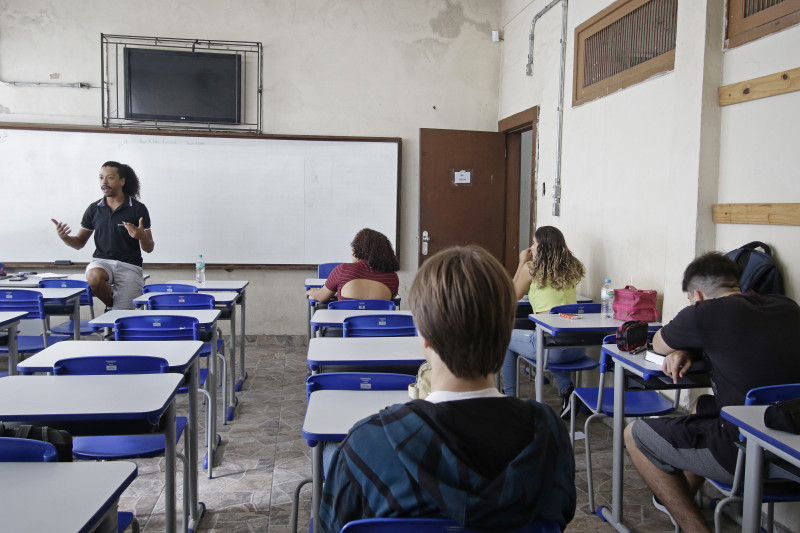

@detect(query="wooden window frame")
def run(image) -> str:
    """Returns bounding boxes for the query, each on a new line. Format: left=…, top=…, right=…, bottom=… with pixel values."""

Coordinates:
left=573, top=0, right=676, bottom=107
left=726, top=0, right=800, bottom=48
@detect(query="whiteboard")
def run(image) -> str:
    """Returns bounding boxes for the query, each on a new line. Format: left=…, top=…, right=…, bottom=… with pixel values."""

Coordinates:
left=0, top=126, right=400, bottom=265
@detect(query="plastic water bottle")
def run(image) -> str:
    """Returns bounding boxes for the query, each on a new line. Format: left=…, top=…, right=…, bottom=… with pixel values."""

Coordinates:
left=601, top=278, right=614, bottom=318
left=195, top=254, right=206, bottom=284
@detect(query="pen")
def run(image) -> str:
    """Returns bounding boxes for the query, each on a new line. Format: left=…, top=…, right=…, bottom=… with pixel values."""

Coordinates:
left=631, top=345, right=646, bottom=355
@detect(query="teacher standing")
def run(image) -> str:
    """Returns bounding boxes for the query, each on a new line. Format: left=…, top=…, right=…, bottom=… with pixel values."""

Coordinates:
left=51, top=161, right=154, bottom=310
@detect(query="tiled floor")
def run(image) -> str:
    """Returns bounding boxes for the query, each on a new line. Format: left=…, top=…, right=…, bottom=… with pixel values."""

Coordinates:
left=25, top=340, right=748, bottom=532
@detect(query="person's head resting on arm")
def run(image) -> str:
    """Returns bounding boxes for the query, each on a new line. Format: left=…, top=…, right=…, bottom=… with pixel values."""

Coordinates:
left=350, top=228, right=399, bottom=272
left=408, top=245, right=515, bottom=393
left=681, top=251, right=741, bottom=306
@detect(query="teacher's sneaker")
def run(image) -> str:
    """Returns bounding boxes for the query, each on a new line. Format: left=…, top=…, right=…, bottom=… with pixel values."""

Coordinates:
left=653, top=494, right=678, bottom=528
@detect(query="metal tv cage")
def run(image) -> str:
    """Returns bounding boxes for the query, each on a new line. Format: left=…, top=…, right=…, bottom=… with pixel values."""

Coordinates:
left=101, top=34, right=262, bottom=133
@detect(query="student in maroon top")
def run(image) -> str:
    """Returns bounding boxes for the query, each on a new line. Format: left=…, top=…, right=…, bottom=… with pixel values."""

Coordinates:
left=306, top=228, right=399, bottom=302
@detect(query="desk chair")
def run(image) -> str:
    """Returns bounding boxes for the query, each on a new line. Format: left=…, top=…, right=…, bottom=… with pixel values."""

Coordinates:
left=38, top=279, right=102, bottom=339
left=114, top=315, right=219, bottom=471
left=342, top=315, right=416, bottom=337
left=340, top=518, right=561, bottom=533
left=142, top=283, right=198, bottom=294
left=54, top=355, right=186, bottom=533
left=0, top=437, right=58, bottom=462
left=0, top=289, right=70, bottom=366
left=514, top=303, right=601, bottom=398
left=317, top=263, right=342, bottom=279
left=290, top=373, right=418, bottom=533
left=329, top=299, right=396, bottom=311
left=707, top=383, right=800, bottom=533
left=568, top=334, right=677, bottom=514
left=146, top=293, right=228, bottom=421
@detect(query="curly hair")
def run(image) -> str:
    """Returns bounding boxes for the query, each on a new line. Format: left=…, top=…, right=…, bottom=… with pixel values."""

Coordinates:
left=529, top=226, right=585, bottom=290
left=102, top=161, right=141, bottom=199
left=351, top=228, right=399, bottom=272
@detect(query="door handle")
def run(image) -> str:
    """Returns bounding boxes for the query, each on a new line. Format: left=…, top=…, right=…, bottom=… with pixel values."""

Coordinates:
left=421, top=231, right=430, bottom=256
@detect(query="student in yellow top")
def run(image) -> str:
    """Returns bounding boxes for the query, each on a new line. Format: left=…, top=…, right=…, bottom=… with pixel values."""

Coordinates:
left=501, top=226, right=586, bottom=417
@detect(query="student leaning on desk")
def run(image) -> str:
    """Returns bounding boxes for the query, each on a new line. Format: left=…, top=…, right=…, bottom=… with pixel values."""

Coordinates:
left=624, top=252, right=800, bottom=533
left=51, top=161, right=153, bottom=310
left=305, top=228, right=399, bottom=302
left=501, top=226, right=587, bottom=414
left=318, top=245, right=576, bottom=532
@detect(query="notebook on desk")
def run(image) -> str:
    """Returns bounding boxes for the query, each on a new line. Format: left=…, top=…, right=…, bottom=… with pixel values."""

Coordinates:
left=645, top=350, right=665, bottom=365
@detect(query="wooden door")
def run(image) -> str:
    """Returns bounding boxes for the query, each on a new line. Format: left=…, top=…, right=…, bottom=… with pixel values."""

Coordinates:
left=419, top=128, right=507, bottom=266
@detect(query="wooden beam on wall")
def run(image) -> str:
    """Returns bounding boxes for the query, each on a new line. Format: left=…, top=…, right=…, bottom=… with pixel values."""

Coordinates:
left=712, top=203, right=800, bottom=226
left=719, top=66, right=800, bottom=107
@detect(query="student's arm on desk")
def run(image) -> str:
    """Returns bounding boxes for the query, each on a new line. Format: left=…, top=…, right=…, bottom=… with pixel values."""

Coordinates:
left=51, top=218, right=92, bottom=250
left=652, top=329, right=694, bottom=384
left=307, top=286, right=334, bottom=303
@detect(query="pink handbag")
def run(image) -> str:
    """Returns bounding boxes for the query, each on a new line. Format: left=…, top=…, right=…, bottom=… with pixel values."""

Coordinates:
left=613, top=285, right=658, bottom=322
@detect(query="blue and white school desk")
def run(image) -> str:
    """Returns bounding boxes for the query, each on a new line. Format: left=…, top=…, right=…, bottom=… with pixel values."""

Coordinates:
left=1, top=287, right=84, bottom=340
left=603, top=343, right=709, bottom=533
left=18, top=340, right=206, bottom=531
left=166, top=279, right=250, bottom=395
left=133, top=290, right=242, bottom=422
left=309, top=309, right=413, bottom=337
left=89, top=308, right=223, bottom=479
left=0, top=311, right=26, bottom=375
left=302, top=388, right=410, bottom=533
left=526, top=312, right=661, bottom=403
left=306, top=336, right=424, bottom=374
left=0, top=461, right=138, bottom=533
left=0, top=373, right=183, bottom=533
left=722, top=405, right=800, bottom=533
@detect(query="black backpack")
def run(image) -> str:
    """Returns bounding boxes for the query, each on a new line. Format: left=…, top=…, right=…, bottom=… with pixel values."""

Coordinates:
left=0, top=422, right=73, bottom=462
left=726, top=241, right=785, bottom=295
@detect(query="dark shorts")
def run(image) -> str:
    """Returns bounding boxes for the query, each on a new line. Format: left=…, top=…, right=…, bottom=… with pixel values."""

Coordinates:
left=631, top=410, right=736, bottom=484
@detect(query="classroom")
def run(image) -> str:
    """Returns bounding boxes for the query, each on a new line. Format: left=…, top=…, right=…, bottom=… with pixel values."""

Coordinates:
left=1, top=0, right=799, bottom=532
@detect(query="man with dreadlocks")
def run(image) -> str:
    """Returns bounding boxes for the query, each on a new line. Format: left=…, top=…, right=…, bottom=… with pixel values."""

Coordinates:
left=52, top=161, right=154, bottom=310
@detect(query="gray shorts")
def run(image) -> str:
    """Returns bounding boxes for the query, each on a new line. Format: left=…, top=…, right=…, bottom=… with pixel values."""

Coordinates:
left=631, top=419, right=735, bottom=485
left=86, top=259, right=144, bottom=310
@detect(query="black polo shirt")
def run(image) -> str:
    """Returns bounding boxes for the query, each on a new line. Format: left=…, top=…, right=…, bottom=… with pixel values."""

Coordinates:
left=80, top=196, right=151, bottom=267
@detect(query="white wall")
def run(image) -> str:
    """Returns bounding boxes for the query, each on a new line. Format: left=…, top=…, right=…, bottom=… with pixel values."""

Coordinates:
left=0, top=0, right=503, bottom=335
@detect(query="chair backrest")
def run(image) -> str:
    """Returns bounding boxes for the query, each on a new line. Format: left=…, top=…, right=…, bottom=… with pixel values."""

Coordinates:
left=317, top=262, right=342, bottom=279
left=745, top=383, right=800, bottom=406
left=340, top=518, right=561, bottom=533
left=550, top=303, right=601, bottom=315
left=342, top=314, right=416, bottom=337
left=142, top=283, right=198, bottom=294
left=53, top=355, right=169, bottom=376
left=329, top=299, right=396, bottom=311
left=306, top=372, right=417, bottom=396
left=0, top=437, right=58, bottom=463
left=148, top=293, right=215, bottom=310
left=340, top=279, right=393, bottom=300
left=38, top=279, right=93, bottom=306
left=0, top=289, right=46, bottom=319
left=114, top=315, right=199, bottom=341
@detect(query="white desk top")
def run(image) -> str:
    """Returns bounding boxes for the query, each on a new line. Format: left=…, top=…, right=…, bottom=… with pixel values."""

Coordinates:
left=307, top=336, right=423, bottom=366
left=0, top=273, right=149, bottom=288
left=0, top=311, right=27, bottom=327
left=529, top=312, right=661, bottom=335
left=305, top=278, right=326, bottom=288
left=89, top=308, right=221, bottom=328
left=18, top=340, right=203, bottom=374
left=310, top=309, right=412, bottom=328
left=0, top=287, right=84, bottom=301
left=722, top=405, right=800, bottom=463
left=0, top=374, right=183, bottom=423
left=0, top=461, right=138, bottom=533
left=133, top=291, right=238, bottom=306
left=166, top=279, right=249, bottom=292
left=302, top=389, right=410, bottom=442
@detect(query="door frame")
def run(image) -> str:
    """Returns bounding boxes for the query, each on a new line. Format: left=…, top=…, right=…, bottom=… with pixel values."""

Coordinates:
left=499, top=106, right=538, bottom=273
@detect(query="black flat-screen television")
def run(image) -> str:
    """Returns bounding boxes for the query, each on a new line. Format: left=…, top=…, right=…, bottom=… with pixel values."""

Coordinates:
left=124, top=48, right=242, bottom=124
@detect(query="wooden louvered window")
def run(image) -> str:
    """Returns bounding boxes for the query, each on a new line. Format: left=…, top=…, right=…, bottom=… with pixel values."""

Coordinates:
left=573, top=0, right=678, bottom=106
left=726, top=0, right=800, bottom=48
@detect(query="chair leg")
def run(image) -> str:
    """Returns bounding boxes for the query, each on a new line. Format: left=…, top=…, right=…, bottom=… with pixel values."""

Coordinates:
left=175, top=451, right=189, bottom=533
left=583, top=412, right=604, bottom=514
left=713, top=495, right=743, bottom=533
left=215, top=339, right=228, bottom=426
left=766, top=502, right=774, bottom=533
left=290, top=477, right=313, bottom=533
